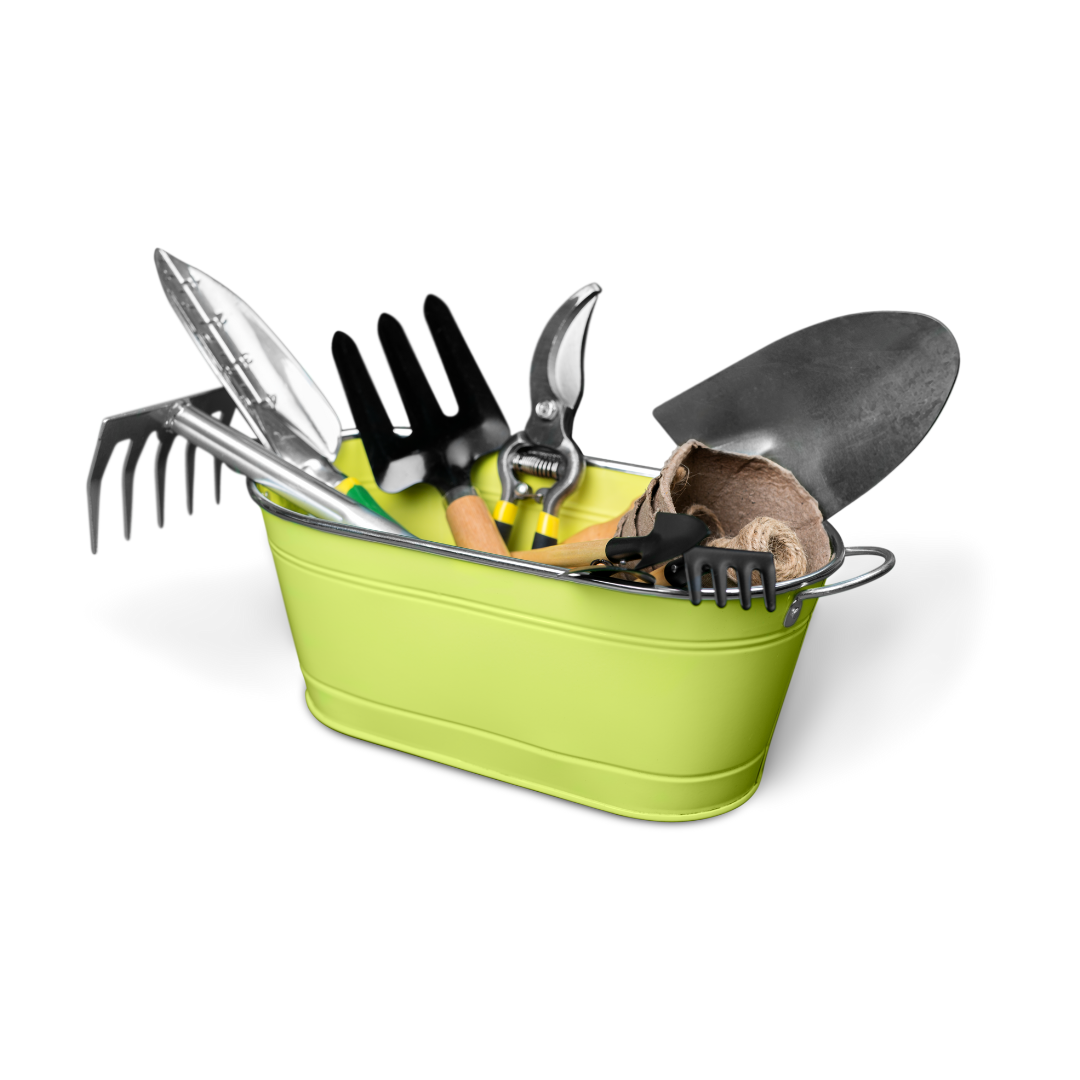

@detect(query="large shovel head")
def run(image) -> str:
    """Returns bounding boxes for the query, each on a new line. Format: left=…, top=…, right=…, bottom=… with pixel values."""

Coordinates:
left=652, top=311, right=960, bottom=520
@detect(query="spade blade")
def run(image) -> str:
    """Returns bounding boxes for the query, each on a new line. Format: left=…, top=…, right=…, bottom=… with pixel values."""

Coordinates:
left=652, top=311, right=960, bottom=520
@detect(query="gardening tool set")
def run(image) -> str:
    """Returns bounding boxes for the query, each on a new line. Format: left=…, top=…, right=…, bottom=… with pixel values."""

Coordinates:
left=87, top=249, right=959, bottom=820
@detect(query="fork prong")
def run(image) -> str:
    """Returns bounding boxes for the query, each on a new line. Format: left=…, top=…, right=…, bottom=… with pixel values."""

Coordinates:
left=331, top=330, right=398, bottom=450
left=121, top=432, right=150, bottom=540
left=377, top=314, right=446, bottom=433
left=424, top=295, right=507, bottom=428
left=154, top=431, right=176, bottom=528
left=185, top=440, right=197, bottom=514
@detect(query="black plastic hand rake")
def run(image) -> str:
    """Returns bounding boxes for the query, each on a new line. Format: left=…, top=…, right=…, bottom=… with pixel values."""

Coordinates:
left=665, top=547, right=778, bottom=610
left=331, top=296, right=511, bottom=555
left=86, top=387, right=235, bottom=553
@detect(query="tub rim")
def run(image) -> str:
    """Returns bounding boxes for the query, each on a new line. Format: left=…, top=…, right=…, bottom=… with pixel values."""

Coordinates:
left=246, top=454, right=850, bottom=604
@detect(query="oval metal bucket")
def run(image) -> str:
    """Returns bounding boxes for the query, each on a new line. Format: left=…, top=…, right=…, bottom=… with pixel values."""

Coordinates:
left=253, top=439, right=890, bottom=821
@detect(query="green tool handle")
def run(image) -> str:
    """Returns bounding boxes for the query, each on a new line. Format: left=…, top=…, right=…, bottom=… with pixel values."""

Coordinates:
left=335, top=477, right=401, bottom=525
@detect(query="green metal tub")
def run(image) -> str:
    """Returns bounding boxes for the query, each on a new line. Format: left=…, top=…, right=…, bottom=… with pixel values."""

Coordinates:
left=253, top=438, right=893, bottom=821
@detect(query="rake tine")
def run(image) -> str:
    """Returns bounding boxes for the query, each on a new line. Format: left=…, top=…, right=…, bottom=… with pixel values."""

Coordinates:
left=683, top=548, right=727, bottom=607
left=687, top=552, right=705, bottom=606
left=87, top=478, right=103, bottom=554
left=121, top=431, right=150, bottom=540
left=377, top=313, right=445, bottom=432
left=87, top=422, right=120, bottom=555
left=154, top=430, right=176, bottom=527
left=185, top=440, right=197, bottom=514
left=711, top=556, right=730, bottom=608
left=331, top=331, right=398, bottom=447
left=424, top=295, right=505, bottom=425
left=88, top=390, right=234, bottom=552
left=734, top=557, right=754, bottom=610
left=214, top=402, right=235, bottom=504
left=759, top=556, right=778, bottom=612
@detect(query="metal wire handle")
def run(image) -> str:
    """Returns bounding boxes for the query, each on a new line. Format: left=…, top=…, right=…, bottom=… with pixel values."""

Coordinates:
left=783, top=546, right=895, bottom=626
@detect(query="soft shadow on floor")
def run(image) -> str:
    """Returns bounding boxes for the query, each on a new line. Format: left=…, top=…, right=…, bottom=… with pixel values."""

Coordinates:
left=97, top=569, right=296, bottom=691
left=764, top=545, right=985, bottom=784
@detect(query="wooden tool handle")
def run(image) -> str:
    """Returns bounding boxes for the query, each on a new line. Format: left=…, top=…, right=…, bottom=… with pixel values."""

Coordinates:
left=561, top=516, right=621, bottom=545
left=510, top=538, right=609, bottom=567
left=561, top=500, right=637, bottom=545
left=446, top=494, right=511, bottom=556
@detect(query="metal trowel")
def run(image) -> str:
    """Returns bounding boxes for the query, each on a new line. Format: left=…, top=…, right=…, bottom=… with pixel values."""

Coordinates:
left=155, top=249, right=403, bottom=529
left=653, top=311, right=960, bottom=519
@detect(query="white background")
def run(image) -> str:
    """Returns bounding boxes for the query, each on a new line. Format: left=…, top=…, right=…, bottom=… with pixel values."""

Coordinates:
left=2, top=2, right=1077, bottom=1076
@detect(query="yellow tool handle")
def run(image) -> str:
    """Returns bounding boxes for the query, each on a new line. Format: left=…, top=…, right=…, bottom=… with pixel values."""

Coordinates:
left=447, top=494, right=511, bottom=556
left=492, top=499, right=518, bottom=542
left=531, top=511, right=560, bottom=549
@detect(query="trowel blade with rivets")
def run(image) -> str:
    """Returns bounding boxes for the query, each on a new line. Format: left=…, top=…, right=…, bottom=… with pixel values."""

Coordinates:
left=155, top=249, right=343, bottom=467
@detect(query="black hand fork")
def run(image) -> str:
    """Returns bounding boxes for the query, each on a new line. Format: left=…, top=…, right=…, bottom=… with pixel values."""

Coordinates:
left=86, top=387, right=235, bottom=553
left=665, top=547, right=778, bottom=611
left=332, top=296, right=511, bottom=555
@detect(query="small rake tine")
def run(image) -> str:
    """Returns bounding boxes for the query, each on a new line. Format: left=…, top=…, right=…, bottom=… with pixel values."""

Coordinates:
left=721, top=549, right=779, bottom=611
left=687, top=551, right=706, bottom=606
left=87, top=477, right=103, bottom=554
left=424, top=295, right=504, bottom=424
left=681, top=549, right=727, bottom=608
left=759, top=556, right=778, bottom=612
left=331, top=331, right=398, bottom=447
left=154, top=430, right=176, bottom=527
left=121, top=431, right=151, bottom=540
left=734, top=558, right=754, bottom=610
left=377, top=314, right=445, bottom=432
left=212, top=404, right=234, bottom=505
left=87, top=419, right=121, bottom=555
left=710, top=555, right=731, bottom=609
left=185, top=440, right=197, bottom=514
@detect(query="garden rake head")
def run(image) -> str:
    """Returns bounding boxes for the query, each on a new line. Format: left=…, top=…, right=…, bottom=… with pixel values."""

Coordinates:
left=86, top=386, right=235, bottom=553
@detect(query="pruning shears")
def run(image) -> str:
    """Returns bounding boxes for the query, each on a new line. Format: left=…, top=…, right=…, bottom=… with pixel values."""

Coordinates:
left=494, top=284, right=601, bottom=548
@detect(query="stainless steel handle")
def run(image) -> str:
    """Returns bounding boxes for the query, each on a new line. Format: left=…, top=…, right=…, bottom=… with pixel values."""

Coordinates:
left=783, top=546, right=895, bottom=626
left=170, top=404, right=412, bottom=537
